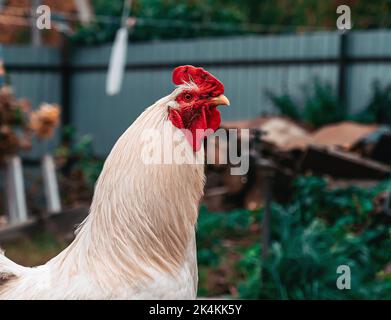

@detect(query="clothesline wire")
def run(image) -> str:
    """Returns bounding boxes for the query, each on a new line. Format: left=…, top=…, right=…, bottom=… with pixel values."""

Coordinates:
left=0, top=5, right=336, bottom=33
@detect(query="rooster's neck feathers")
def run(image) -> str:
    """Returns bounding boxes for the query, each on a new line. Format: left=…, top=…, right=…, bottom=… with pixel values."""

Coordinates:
left=52, top=90, right=205, bottom=290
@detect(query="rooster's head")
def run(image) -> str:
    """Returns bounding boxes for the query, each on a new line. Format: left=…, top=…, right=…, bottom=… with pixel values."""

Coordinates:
left=168, top=65, right=229, bottom=151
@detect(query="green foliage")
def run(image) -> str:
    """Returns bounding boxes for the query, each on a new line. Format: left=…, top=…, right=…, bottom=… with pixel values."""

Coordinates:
left=197, top=206, right=256, bottom=266
left=267, top=79, right=347, bottom=128
left=2, top=232, right=68, bottom=266
left=72, top=134, right=103, bottom=187
left=267, top=93, right=301, bottom=121
left=72, top=1, right=391, bottom=44
left=352, top=81, right=391, bottom=125
left=240, top=206, right=391, bottom=299
left=209, top=1, right=391, bottom=31
left=71, top=0, right=123, bottom=45
left=72, top=0, right=245, bottom=45
left=197, top=176, right=391, bottom=299
left=268, top=79, right=391, bottom=128
left=56, top=126, right=104, bottom=187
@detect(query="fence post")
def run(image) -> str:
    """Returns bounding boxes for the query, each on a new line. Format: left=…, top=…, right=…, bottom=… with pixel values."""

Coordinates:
left=338, top=32, right=349, bottom=108
left=5, top=156, right=28, bottom=224
left=262, top=170, right=273, bottom=259
left=31, top=0, right=42, bottom=46
left=60, top=35, right=72, bottom=144
left=41, top=154, right=61, bottom=213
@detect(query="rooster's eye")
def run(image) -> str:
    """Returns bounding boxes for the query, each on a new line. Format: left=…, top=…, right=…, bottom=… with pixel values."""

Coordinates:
left=183, top=93, right=193, bottom=102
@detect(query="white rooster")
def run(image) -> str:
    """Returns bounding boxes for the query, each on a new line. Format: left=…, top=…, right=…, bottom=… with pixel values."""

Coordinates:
left=0, top=65, right=230, bottom=299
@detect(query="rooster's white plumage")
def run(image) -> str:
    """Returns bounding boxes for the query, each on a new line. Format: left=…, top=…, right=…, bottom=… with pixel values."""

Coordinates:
left=0, top=65, right=229, bottom=299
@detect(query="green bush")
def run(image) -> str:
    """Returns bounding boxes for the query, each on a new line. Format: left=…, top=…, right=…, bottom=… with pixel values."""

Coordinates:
left=266, top=79, right=347, bottom=128
left=72, top=0, right=245, bottom=44
left=197, top=176, right=391, bottom=299
left=72, top=1, right=391, bottom=44
left=56, top=126, right=104, bottom=188
left=352, top=81, right=391, bottom=125
left=268, top=79, right=391, bottom=128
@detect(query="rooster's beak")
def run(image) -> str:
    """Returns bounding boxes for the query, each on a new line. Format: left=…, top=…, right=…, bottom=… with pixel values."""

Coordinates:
left=211, top=95, right=230, bottom=106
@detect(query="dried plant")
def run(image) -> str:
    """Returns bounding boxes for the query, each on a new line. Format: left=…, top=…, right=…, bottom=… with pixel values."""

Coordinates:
left=29, top=103, right=61, bottom=140
left=0, top=86, right=61, bottom=162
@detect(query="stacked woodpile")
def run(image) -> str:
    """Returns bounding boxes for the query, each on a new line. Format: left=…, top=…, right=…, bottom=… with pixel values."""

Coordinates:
left=203, top=116, right=391, bottom=212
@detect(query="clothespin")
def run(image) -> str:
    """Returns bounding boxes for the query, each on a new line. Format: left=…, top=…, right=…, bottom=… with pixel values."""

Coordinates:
left=106, top=0, right=135, bottom=96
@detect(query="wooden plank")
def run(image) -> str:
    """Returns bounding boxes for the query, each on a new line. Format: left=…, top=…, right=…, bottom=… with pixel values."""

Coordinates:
left=300, top=145, right=390, bottom=179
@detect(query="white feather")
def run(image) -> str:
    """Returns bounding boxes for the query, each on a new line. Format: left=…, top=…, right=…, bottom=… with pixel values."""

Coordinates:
left=0, top=88, right=204, bottom=300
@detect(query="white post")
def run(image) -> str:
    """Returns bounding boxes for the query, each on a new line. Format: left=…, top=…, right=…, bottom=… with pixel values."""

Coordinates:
left=5, top=156, right=28, bottom=224
left=42, top=154, right=61, bottom=213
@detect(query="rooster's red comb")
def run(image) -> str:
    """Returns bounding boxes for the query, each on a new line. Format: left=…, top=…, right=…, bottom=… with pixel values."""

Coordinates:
left=172, top=65, right=224, bottom=97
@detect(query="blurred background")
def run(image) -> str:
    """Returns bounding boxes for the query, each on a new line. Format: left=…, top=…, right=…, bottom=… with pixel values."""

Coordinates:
left=0, top=0, right=391, bottom=299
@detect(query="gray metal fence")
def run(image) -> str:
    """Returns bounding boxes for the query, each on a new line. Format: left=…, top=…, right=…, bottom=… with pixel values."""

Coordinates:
left=4, top=30, right=391, bottom=156
left=4, top=46, right=62, bottom=158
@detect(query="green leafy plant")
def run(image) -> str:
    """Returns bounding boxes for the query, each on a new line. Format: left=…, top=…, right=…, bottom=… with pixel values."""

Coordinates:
left=267, top=79, right=347, bottom=128
left=197, top=176, right=391, bottom=299
left=56, top=126, right=104, bottom=189
left=268, top=79, right=391, bottom=128
left=72, top=0, right=245, bottom=44
left=197, top=206, right=256, bottom=266
left=352, top=81, right=391, bottom=125
left=238, top=203, right=391, bottom=299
